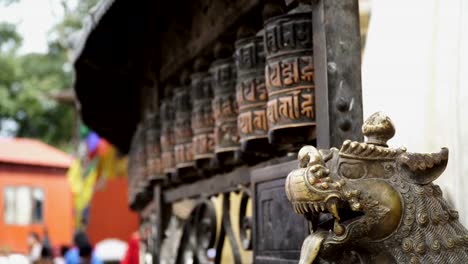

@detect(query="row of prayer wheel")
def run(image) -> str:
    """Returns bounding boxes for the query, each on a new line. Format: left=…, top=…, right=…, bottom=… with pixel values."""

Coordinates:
left=132, top=5, right=316, bottom=186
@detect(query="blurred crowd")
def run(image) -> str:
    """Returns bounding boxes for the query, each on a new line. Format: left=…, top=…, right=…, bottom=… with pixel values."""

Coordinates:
left=0, top=231, right=102, bottom=264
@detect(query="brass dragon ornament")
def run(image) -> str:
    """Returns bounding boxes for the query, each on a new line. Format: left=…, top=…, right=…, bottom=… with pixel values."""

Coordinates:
left=285, top=112, right=468, bottom=264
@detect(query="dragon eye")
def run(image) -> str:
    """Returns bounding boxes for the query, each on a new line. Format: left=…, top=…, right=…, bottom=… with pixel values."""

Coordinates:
left=339, top=162, right=366, bottom=179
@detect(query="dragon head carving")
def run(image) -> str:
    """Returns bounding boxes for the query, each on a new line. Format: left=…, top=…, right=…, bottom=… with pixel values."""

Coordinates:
left=286, top=112, right=468, bottom=263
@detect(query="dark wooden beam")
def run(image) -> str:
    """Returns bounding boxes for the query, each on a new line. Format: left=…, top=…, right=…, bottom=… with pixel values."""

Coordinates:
left=163, top=156, right=294, bottom=203
left=313, top=0, right=364, bottom=149
left=164, top=167, right=251, bottom=203
left=158, top=0, right=263, bottom=82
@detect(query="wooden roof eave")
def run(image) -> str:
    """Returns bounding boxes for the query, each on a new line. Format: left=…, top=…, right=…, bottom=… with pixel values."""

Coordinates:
left=72, top=0, right=151, bottom=153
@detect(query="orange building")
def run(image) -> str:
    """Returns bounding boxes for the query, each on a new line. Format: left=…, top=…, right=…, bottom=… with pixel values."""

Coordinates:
left=0, top=138, right=73, bottom=253
left=86, top=176, right=139, bottom=244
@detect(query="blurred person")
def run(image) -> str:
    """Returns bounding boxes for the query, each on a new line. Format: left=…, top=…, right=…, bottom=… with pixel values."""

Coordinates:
left=0, top=248, right=8, bottom=264
left=64, top=231, right=102, bottom=264
left=53, top=246, right=69, bottom=264
left=7, top=254, right=29, bottom=264
left=28, top=232, right=42, bottom=263
left=36, top=246, right=54, bottom=264
left=120, top=232, right=139, bottom=264
left=42, top=227, right=52, bottom=254
left=78, top=244, right=93, bottom=264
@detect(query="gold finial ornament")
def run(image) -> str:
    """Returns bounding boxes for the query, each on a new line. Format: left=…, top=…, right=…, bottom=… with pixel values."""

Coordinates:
left=362, top=111, right=396, bottom=147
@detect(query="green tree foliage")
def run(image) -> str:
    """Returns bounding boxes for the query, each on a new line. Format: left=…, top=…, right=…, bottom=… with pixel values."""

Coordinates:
left=0, top=0, right=98, bottom=149
left=0, top=0, right=18, bottom=6
left=0, top=22, right=74, bottom=148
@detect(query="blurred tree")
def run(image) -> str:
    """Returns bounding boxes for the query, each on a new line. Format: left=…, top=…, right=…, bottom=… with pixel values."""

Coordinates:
left=0, top=0, right=98, bottom=150
left=0, top=0, right=18, bottom=6
left=0, top=22, right=74, bottom=148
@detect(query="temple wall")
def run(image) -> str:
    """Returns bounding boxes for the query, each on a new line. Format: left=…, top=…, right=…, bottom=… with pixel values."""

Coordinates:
left=362, top=0, right=468, bottom=225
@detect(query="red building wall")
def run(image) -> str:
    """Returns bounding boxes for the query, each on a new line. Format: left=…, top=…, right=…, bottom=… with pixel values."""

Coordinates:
left=86, top=177, right=138, bottom=244
left=0, top=164, right=74, bottom=253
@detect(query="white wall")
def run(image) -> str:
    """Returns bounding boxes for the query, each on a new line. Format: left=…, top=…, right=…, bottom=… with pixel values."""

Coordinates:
left=362, top=0, right=468, bottom=225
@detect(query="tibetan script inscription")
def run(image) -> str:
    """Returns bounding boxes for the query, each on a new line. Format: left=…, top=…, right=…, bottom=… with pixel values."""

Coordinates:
left=264, top=10, right=316, bottom=143
left=210, top=58, right=240, bottom=154
left=191, top=72, right=215, bottom=161
left=235, top=35, right=269, bottom=143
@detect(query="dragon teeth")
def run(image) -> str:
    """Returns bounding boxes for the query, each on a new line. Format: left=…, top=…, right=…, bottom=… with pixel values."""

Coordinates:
left=313, top=203, right=320, bottom=212
left=333, top=219, right=345, bottom=236
left=327, top=201, right=340, bottom=221
left=320, top=203, right=326, bottom=212
left=309, top=203, right=316, bottom=213
left=295, top=204, right=302, bottom=214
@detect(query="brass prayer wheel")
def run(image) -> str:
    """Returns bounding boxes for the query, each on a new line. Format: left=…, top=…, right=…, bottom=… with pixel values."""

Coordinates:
left=235, top=34, right=269, bottom=153
left=129, top=123, right=148, bottom=207
left=145, top=113, right=163, bottom=183
left=160, top=86, right=176, bottom=180
left=127, top=124, right=140, bottom=204
left=210, top=54, right=241, bottom=166
left=264, top=7, right=316, bottom=146
left=173, top=74, right=198, bottom=181
left=191, top=68, right=215, bottom=170
left=137, top=123, right=148, bottom=192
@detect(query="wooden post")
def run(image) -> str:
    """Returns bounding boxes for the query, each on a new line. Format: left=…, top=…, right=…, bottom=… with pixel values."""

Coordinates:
left=313, top=0, right=364, bottom=149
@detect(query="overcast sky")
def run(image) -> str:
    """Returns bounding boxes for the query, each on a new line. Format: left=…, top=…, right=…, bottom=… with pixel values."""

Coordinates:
left=0, top=0, right=70, bottom=54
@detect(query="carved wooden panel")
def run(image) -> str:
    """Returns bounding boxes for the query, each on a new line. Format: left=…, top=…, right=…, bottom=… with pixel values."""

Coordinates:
left=253, top=161, right=308, bottom=263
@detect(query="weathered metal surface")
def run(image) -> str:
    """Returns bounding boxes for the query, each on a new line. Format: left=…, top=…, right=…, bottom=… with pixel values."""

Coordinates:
left=235, top=35, right=269, bottom=153
left=210, top=54, right=241, bottom=166
left=264, top=6, right=316, bottom=147
left=252, top=159, right=308, bottom=264
left=191, top=61, right=216, bottom=171
left=160, top=86, right=176, bottom=179
left=239, top=188, right=253, bottom=250
left=215, top=193, right=243, bottom=264
left=312, top=0, right=363, bottom=149
left=285, top=112, right=468, bottom=263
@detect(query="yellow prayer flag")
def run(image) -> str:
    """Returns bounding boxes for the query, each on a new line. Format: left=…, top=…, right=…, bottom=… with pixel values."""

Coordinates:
left=66, top=159, right=83, bottom=194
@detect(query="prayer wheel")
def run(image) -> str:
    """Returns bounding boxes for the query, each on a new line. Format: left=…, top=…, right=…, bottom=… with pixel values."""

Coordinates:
left=264, top=6, right=316, bottom=147
left=210, top=44, right=241, bottom=167
left=160, top=85, right=176, bottom=182
left=235, top=34, right=270, bottom=153
left=173, top=72, right=198, bottom=181
left=145, top=113, right=163, bottom=183
left=191, top=59, right=216, bottom=171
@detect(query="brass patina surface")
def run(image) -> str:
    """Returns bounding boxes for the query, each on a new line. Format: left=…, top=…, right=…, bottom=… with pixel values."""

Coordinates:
left=286, top=112, right=468, bottom=264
